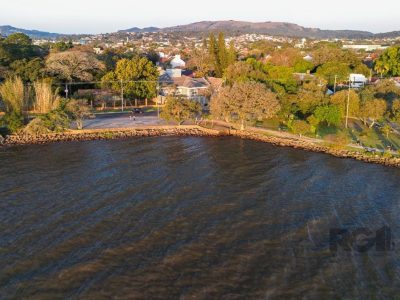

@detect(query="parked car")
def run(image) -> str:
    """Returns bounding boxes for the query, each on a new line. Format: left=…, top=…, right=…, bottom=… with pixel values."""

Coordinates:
left=133, top=108, right=143, bottom=114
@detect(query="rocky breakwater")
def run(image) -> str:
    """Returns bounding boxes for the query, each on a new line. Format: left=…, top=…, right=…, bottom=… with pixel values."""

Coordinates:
left=1, top=126, right=224, bottom=146
left=232, top=130, right=400, bottom=168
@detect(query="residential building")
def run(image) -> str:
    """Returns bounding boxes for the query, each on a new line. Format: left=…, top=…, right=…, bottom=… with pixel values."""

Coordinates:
left=159, top=69, right=210, bottom=108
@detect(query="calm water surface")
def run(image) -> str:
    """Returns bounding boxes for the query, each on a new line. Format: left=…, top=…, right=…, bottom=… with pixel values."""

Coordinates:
left=0, top=137, right=399, bottom=299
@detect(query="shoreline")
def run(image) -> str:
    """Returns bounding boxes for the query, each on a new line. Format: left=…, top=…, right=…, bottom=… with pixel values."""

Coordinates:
left=1, top=125, right=400, bottom=168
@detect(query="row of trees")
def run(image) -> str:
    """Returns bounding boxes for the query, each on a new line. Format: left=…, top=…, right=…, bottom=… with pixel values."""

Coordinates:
left=208, top=59, right=400, bottom=135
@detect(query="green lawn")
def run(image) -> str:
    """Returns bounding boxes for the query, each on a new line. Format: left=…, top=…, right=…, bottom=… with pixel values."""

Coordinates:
left=316, top=119, right=400, bottom=151
left=257, top=117, right=400, bottom=151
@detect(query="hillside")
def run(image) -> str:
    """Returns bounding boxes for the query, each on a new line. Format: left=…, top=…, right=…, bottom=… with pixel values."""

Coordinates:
left=163, top=21, right=375, bottom=39
left=0, top=25, right=61, bottom=39
left=119, top=27, right=160, bottom=33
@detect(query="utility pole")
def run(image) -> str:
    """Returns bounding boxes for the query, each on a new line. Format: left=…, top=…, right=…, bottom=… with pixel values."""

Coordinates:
left=333, top=75, right=338, bottom=94
left=345, top=77, right=352, bottom=129
left=156, top=83, right=160, bottom=119
left=120, top=79, right=124, bottom=112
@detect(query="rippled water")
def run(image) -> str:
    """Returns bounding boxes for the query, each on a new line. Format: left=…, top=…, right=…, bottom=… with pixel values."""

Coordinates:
left=0, top=137, right=399, bottom=299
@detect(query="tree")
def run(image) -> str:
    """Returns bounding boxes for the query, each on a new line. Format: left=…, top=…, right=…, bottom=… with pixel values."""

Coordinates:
left=375, top=46, right=400, bottom=77
left=66, top=99, right=92, bottom=130
left=359, top=98, right=387, bottom=128
left=353, top=64, right=371, bottom=78
left=207, top=32, right=233, bottom=78
left=291, top=120, right=310, bottom=136
left=4, top=33, right=32, bottom=46
left=307, top=115, right=320, bottom=135
left=210, top=82, right=280, bottom=130
left=391, top=99, right=400, bottom=123
left=373, top=79, right=400, bottom=102
left=294, top=80, right=327, bottom=114
left=10, top=58, right=45, bottom=82
left=52, top=41, right=73, bottom=52
left=208, top=33, right=218, bottom=75
left=225, top=60, right=267, bottom=85
left=316, top=62, right=351, bottom=85
left=0, top=36, right=44, bottom=66
left=187, top=44, right=212, bottom=78
left=267, top=66, right=298, bottom=94
left=270, top=48, right=302, bottom=67
left=217, top=32, right=228, bottom=77
left=46, top=50, right=105, bottom=81
left=227, top=41, right=237, bottom=66
left=330, top=90, right=360, bottom=117
left=293, top=59, right=314, bottom=73
left=312, top=45, right=359, bottom=67
left=161, top=96, right=201, bottom=125
left=314, top=105, right=342, bottom=127
left=102, top=57, right=159, bottom=100
left=381, top=124, right=392, bottom=139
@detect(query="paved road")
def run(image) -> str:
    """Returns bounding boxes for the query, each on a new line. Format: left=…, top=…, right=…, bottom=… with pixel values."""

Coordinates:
left=82, top=112, right=166, bottom=129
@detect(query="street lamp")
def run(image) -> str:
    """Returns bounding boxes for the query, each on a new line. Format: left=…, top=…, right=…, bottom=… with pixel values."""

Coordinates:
left=156, top=84, right=160, bottom=119
left=64, top=84, right=69, bottom=98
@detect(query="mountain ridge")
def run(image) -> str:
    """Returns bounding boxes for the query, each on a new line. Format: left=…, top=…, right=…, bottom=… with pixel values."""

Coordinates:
left=2, top=21, right=400, bottom=39
left=0, top=25, right=61, bottom=39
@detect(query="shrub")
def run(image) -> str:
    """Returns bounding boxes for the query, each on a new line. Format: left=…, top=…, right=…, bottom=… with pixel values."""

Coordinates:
left=40, top=109, right=70, bottom=132
left=0, top=111, right=24, bottom=133
left=23, top=118, right=51, bottom=135
left=325, top=131, right=351, bottom=149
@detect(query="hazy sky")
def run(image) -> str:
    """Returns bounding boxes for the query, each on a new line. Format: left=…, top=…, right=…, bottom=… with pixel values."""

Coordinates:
left=1, top=0, right=399, bottom=34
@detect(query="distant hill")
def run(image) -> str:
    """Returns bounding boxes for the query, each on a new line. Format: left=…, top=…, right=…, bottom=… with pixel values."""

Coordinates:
left=162, top=21, right=375, bottom=39
left=0, top=25, right=60, bottom=39
left=2, top=21, right=400, bottom=40
left=374, top=31, right=400, bottom=39
left=119, top=27, right=160, bottom=33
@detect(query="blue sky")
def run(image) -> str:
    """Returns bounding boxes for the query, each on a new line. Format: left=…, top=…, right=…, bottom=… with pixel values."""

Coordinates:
left=1, top=0, right=399, bottom=34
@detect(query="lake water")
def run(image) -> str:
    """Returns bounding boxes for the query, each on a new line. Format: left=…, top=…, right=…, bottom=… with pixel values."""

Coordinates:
left=0, top=136, right=399, bottom=299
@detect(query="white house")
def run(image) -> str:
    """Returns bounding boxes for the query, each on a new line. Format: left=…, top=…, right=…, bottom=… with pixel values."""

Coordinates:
left=159, top=71, right=209, bottom=108
left=349, top=74, right=368, bottom=88
left=170, top=55, right=186, bottom=69
left=303, top=54, right=313, bottom=62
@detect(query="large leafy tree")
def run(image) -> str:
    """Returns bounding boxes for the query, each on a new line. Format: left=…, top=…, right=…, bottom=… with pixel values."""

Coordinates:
left=0, top=33, right=44, bottom=66
left=4, top=33, right=32, bottom=45
left=102, top=57, right=159, bottom=100
left=10, top=58, right=45, bottom=82
left=266, top=65, right=298, bottom=94
left=314, top=105, right=342, bottom=127
left=46, top=51, right=104, bottom=82
left=359, top=99, right=387, bottom=128
left=375, top=46, right=400, bottom=77
left=330, top=90, right=360, bottom=117
left=210, top=81, right=280, bottom=130
left=293, top=80, right=327, bottom=115
left=161, top=96, right=201, bottom=125
left=225, top=61, right=267, bottom=85
left=187, top=40, right=212, bottom=78
left=316, top=62, right=351, bottom=85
